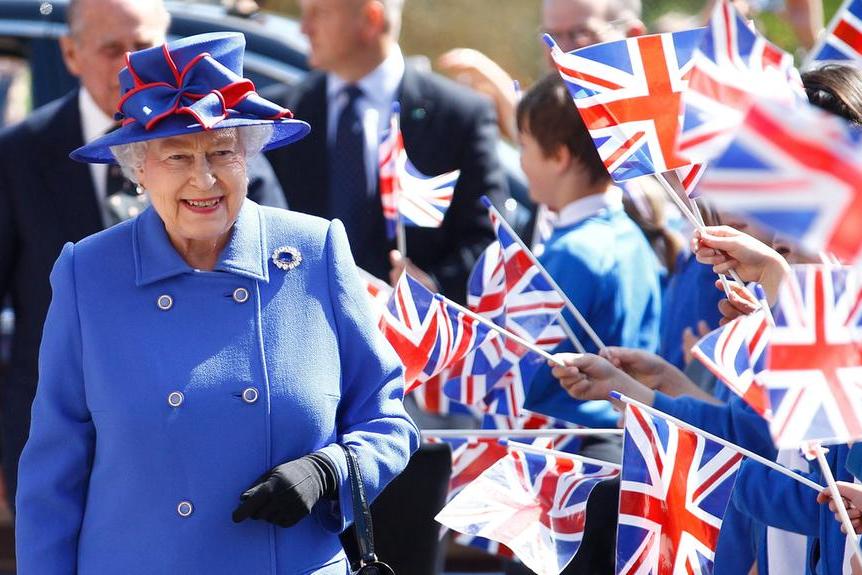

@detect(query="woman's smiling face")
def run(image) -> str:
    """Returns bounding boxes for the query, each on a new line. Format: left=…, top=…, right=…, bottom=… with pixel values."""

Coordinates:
left=137, top=129, right=248, bottom=252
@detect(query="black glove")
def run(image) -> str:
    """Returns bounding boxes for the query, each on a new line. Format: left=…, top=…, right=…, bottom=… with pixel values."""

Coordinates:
left=232, top=452, right=338, bottom=527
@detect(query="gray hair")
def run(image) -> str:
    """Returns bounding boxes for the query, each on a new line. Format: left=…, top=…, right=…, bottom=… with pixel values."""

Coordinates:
left=109, top=124, right=273, bottom=184
left=67, top=0, right=170, bottom=39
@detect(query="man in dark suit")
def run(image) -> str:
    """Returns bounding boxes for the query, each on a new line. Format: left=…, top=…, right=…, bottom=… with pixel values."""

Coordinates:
left=0, top=0, right=286, bottom=511
left=265, top=1, right=508, bottom=573
left=266, top=0, right=508, bottom=303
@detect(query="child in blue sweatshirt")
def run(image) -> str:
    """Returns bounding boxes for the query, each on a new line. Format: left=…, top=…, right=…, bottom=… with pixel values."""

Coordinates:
left=515, top=72, right=662, bottom=428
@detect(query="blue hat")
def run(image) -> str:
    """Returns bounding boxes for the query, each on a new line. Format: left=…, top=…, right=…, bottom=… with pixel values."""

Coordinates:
left=71, top=32, right=310, bottom=164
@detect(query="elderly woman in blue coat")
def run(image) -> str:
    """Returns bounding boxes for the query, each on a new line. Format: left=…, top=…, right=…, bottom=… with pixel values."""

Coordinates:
left=15, top=32, right=418, bottom=574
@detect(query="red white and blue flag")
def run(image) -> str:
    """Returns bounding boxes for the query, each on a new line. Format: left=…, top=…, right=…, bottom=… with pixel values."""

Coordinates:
left=760, top=265, right=862, bottom=448
left=437, top=447, right=619, bottom=575
left=379, top=104, right=460, bottom=238
left=443, top=202, right=566, bottom=415
left=546, top=30, right=701, bottom=182
left=379, top=272, right=492, bottom=393
left=678, top=0, right=805, bottom=163
left=691, top=307, right=771, bottom=417
left=808, top=0, right=862, bottom=66
left=698, top=98, right=862, bottom=267
left=357, top=267, right=392, bottom=321
left=616, top=403, right=742, bottom=575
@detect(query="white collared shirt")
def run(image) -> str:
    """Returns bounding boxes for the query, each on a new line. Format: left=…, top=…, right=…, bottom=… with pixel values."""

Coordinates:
left=79, top=87, right=117, bottom=227
left=554, top=186, right=624, bottom=229
left=326, top=46, right=406, bottom=193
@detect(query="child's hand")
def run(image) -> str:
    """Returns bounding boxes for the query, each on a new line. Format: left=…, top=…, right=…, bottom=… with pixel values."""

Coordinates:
left=816, top=482, right=862, bottom=534
left=549, top=353, right=654, bottom=409
left=715, top=280, right=760, bottom=325
left=693, top=225, right=790, bottom=304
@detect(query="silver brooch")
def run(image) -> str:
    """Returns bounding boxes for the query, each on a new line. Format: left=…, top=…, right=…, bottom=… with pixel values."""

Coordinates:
left=271, top=246, right=302, bottom=271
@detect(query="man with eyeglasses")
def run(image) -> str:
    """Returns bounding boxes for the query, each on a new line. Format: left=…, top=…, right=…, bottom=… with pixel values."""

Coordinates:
left=438, top=0, right=645, bottom=141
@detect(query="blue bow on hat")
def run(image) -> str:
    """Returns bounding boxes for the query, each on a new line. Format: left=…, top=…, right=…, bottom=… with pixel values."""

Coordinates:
left=71, top=32, right=310, bottom=164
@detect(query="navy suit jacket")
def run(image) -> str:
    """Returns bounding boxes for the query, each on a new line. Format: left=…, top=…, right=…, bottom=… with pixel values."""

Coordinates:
left=0, top=89, right=286, bottom=505
left=265, top=67, right=509, bottom=303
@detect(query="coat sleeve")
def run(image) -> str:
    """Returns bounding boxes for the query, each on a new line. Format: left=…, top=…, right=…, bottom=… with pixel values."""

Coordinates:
left=651, top=392, right=777, bottom=459
left=315, top=219, right=420, bottom=532
left=15, top=242, right=95, bottom=573
left=730, top=459, right=820, bottom=537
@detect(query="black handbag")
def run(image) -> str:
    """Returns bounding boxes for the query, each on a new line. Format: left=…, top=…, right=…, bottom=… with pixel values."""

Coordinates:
left=339, top=444, right=396, bottom=575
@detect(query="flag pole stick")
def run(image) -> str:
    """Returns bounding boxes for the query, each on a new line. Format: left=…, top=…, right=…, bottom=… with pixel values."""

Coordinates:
left=657, top=171, right=751, bottom=297
left=499, top=439, right=622, bottom=471
left=559, top=316, right=587, bottom=354
left=421, top=428, right=624, bottom=439
left=812, top=442, right=862, bottom=567
left=434, top=293, right=566, bottom=366
left=612, top=392, right=825, bottom=492
left=481, top=197, right=604, bottom=351
left=396, top=219, right=407, bottom=258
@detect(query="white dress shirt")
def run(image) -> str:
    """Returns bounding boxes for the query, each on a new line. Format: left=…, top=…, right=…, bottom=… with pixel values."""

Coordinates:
left=79, top=87, right=116, bottom=228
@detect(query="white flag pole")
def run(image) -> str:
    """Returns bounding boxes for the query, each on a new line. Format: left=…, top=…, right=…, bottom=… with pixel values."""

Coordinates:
left=612, top=392, right=826, bottom=492
left=396, top=219, right=407, bottom=258
left=656, top=171, right=744, bottom=290
left=434, top=293, right=566, bottom=366
left=481, top=197, right=605, bottom=351
left=421, top=428, right=623, bottom=439
left=811, top=442, right=862, bottom=567
left=500, top=439, right=622, bottom=471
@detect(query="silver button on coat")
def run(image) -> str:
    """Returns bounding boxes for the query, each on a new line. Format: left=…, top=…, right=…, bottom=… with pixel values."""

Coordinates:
left=177, top=501, right=193, bottom=517
left=232, top=287, right=250, bottom=303
left=167, top=391, right=184, bottom=407
left=242, top=388, right=259, bottom=404
left=157, top=294, right=173, bottom=311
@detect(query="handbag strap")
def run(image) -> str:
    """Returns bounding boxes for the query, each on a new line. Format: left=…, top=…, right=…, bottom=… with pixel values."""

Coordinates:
left=339, top=443, right=378, bottom=566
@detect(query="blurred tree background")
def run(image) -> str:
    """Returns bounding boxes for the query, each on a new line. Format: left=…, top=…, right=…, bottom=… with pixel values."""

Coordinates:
left=265, top=0, right=845, bottom=84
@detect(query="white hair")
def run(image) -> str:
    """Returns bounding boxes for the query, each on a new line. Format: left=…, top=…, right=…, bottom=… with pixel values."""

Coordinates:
left=109, top=124, right=273, bottom=184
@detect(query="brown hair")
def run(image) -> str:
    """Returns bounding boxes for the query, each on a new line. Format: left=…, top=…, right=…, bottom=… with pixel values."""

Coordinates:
left=516, top=72, right=612, bottom=187
left=802, top=64, right=862, bottom=125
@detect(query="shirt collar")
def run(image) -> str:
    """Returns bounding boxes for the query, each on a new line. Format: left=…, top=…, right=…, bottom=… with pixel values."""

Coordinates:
left=554, top=186, right=624, bottom=229
left=327, top=45, right=405, bottom=106
left=78, top=87, right=115, bottom=143
left=134, top=199, right=269, bottom=286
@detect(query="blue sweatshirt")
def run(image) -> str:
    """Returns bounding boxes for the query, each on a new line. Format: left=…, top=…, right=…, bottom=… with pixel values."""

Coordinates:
left=524, top=192, right=662, bottom=427
left=732, top=445, right=853, bottom=575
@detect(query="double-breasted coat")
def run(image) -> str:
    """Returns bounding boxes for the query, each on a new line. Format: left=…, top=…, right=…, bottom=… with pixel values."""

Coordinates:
left=15, top=199, right=419, bottom=574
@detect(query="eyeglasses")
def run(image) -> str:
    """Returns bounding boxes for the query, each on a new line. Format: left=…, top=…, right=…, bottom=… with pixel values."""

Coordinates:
left=540, top=18, right=629, bottom=49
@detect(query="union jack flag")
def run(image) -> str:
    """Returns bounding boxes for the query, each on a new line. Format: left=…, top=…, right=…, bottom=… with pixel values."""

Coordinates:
left=691, top=307, right=771, bottom=417
left=759, top=265, right=862, bottom=448
left=436, top=447, right=619, bottom=575
left=357, top=266, right=392, bottom=321
left=379, top=104, right=460, bottom=238
left=434, top=412, right=585, bottom=558
left=411, top=370, right=476, bottom=416
left=379, top=272, right=492, bottom=393
left=545, top=30, right=701, bottom=182
left=808, top=0, right=862, bottom=66
left=698, top=98, right=862, bottom=266
left=443, top=202, right=566, bottom=415
left=616, top=403, right=743, bottom=575
left=679, top=0, right=805, bottom=163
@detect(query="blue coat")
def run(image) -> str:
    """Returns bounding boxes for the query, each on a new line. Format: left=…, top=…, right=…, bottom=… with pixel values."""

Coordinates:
left=15, top=200, right=419, bottom=574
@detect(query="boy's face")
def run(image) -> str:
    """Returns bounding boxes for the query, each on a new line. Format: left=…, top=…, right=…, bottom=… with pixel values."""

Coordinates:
left=519, top=128, right=563, bottom=209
